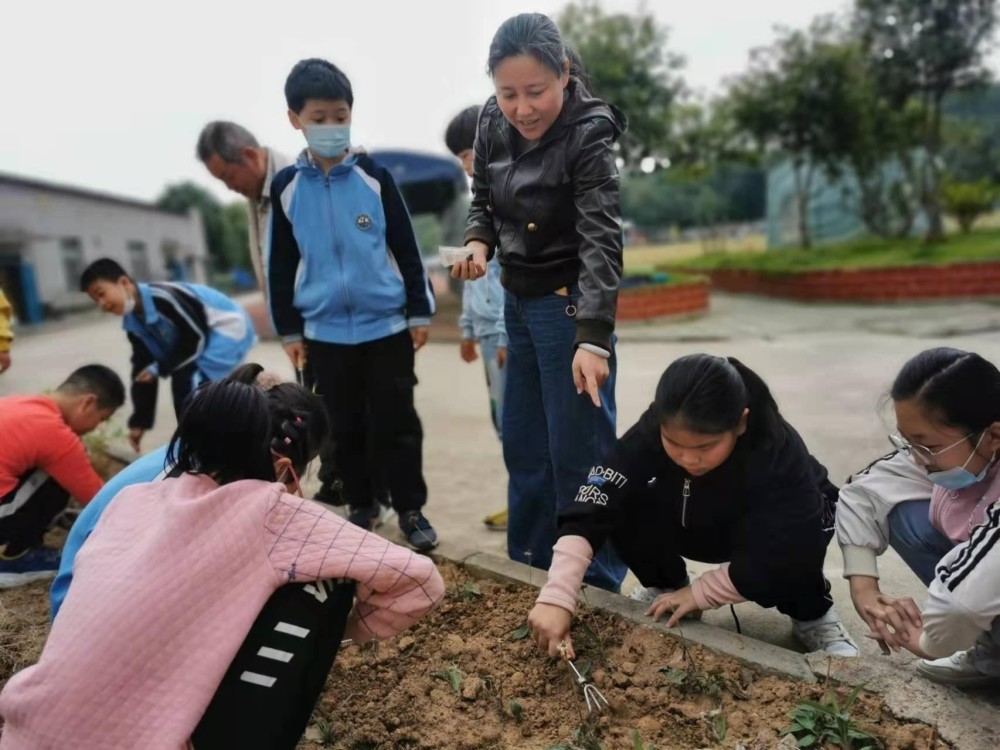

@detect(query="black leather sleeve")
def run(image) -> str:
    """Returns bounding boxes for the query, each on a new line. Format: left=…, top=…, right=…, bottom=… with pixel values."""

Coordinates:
left=570, top=118, right=623, bottom=352
left=463, top=106, right=498, bottom=257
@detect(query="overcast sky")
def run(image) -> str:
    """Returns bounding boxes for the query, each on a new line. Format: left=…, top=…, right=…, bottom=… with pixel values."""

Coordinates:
left=2, top=0, right=995, bottom=203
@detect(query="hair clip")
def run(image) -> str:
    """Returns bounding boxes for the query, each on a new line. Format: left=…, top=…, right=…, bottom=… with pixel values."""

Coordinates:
left=284, top=437, right=292, bottom=444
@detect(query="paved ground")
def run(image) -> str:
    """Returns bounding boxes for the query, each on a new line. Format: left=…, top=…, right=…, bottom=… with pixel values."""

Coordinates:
left=6, top=292, right=1000, bottom=663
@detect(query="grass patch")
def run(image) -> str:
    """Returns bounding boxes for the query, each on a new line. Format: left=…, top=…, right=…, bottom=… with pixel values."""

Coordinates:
left=666, top=228, right=1000, bottom=274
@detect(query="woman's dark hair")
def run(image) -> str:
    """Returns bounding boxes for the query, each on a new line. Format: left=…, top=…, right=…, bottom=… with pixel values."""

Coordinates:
left=654, top=354, right=785, bottom=442
left=167, top=364, right=330, bottom=484
left=488, top=12, right=588, bottom=85
left=891, top=348, right=1000, bottom=433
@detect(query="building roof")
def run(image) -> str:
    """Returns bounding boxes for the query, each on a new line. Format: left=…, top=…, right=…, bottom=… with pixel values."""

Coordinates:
left=0, top=171, right=187, bottom=217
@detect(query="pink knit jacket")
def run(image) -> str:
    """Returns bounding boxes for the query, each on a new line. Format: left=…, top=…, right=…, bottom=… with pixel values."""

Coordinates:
left=0, top=473, right=444, bottom=749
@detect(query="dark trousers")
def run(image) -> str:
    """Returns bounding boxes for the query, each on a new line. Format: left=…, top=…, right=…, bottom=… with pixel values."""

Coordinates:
left=192, top=580, right=356, bottom=750
left=614, top=496, right=836, bottom=622
left=503, top=291, right=627, bottom=592
left=171, top=364, right=206, bottom=419
left=0, top=472, right=71, bottom=554
left=302, top=364, right=389, bottom=507
left=307, top=331, right=426, bottom=513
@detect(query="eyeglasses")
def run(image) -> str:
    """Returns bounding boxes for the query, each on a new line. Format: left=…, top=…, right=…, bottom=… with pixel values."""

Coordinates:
left=888, top=430, right=976, bottom=464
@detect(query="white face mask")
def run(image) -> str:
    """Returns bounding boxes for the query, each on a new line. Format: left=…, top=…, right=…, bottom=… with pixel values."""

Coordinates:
left=122, top=291, right=136, bottom=315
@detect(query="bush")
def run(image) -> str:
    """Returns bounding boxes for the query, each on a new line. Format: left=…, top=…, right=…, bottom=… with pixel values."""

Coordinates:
left=942, top=180, right=998, bottom=234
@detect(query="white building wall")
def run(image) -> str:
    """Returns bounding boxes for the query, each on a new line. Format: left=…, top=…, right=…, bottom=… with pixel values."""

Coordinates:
left=0, top=181, right=208, bottom=312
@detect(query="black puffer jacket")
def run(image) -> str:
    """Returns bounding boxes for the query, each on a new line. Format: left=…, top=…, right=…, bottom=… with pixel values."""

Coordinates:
left=464, top=79, right=627, bottom=351
left=558, top=406, right=839, bottom=606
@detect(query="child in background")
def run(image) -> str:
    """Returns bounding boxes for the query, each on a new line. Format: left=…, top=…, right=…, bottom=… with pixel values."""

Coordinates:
left=268, top=58, right=438, bottom=550
left=446, top=105, right=508, bottom=532
left=0, top=375, right=445, bottom=750
left=838, top=348, right=1000, bottom=686
left=80, top=258, right=257, bottom=451
left=0, top=365, right=125, bottom=587
left=0, top=286, right=13, bottom=373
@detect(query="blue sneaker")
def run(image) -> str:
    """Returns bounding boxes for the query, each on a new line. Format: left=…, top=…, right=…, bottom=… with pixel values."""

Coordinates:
left=399, top=511, right=438, bottom=552
left=0, top=547, right=62, bottom=588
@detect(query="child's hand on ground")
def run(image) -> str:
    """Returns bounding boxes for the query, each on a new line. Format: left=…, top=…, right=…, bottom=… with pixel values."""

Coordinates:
left=572, top=349, right=609, bottom=407
left=135, top=370, right=156, bottom=384
left=128, top=427, right=145, bottom=452
left=451, top=242, right=488, bottom=281
left=0, top=351, right=10, bottom=373
left=528, top=602, right=574, bottom=658
left=460, top=340, right=478, bottom=363
left=411, top=327, right=429, bottom=351
left=497, top=347, right=507, bottom=367
left=647, top=586, right=701, bottom=628
left=283, top=341, right=307, bottom=370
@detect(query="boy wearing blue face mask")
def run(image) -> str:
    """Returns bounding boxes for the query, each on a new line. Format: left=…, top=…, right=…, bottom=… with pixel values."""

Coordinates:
left=836, top=348, right=1000, bottom=687
left=268, top=58, right=438, bottom=551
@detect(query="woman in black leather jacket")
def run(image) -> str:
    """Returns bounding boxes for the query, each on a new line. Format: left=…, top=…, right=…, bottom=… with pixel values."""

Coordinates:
left=452, top=13, right=627, bottom=591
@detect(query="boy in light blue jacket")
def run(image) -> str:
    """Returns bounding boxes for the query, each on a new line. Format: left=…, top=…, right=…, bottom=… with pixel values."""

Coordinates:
left=447, top=106, right=508, bottom=531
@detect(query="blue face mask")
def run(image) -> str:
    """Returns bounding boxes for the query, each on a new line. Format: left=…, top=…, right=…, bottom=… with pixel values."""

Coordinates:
left=927, top=432, right=994, bottom=490
left=304, top=124, right=350, bottom=159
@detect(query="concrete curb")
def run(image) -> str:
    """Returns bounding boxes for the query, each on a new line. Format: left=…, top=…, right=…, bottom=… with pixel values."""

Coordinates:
left=431, top=541, right=999, bottom=750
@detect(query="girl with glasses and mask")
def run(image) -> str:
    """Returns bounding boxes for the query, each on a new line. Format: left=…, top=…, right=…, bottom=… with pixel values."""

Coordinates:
left=836, top=347, right=1000, bottom=688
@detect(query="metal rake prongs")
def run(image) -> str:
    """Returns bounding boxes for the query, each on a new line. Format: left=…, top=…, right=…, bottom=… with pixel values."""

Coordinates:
left=559, top=641, right=610, bottom=714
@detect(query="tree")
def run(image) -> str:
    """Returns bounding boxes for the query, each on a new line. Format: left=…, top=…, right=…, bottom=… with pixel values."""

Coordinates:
left=728, top=18, right=856, bottom=248
left=855, top=0, right=997, bottom=241
left=942, top=179, right=998, bottom=231
left=220, top=203, right=251, bottom=271
left=156, top=182, right=229, bottom=271
left=558, top=1, right=686, bottom=170
left=821, top=42, right=924, bottom=239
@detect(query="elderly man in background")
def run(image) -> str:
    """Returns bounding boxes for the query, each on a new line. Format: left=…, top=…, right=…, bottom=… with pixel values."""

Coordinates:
left=196, top=121, right=291, bottom=291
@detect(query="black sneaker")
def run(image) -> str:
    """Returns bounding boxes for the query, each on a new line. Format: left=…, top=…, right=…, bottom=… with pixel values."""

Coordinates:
left=347, top=503, right=380, bottom=531
left=399, top=511, right=438, bottom=552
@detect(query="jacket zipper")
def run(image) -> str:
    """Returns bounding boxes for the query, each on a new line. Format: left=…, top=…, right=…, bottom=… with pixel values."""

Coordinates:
left=682, top=478, right=691, bottom=528
left=324, top=173, right=353, bottom=334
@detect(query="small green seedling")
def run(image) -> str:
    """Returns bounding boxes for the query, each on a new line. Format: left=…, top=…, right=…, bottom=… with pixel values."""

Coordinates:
left=458, top=582, right=482, bottom=602
left=658, top=667, right=725, bottom=698
left=631, top=729, right=656, bottom=750
left=315, top=719, right=338, bottom=746
left=431, top=666, right=466, bottom=693
left=779, top=685, right=881, bottom=749
left=509, top=700, right=524, bottom=723
left=510, top=623, right=531, bottom=641
left=712, top=713, right=728, bottom=743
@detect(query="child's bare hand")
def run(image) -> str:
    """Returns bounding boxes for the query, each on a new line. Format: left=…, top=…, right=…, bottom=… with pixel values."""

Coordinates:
left=283, top=341, right=307, bottom=370
left=411, top=327, right=429, bottom=351
left=451, top=242, right=488, bottom=281
left=497, top=347, right=507, bottom=367
left=528, top=602, right=574, bottom=658
left=134, top=369, right=156, bottom=384
left=572, top=349, right=609, bottom=407
left=863, top=593, right=924, bottom=652
left=128, top=428, right=145, bottom=452
left=647, top=586, right=701, bottom=628
left=0, top=351, right=10, bottom=373
left=460, top=340, right=478, bottom=363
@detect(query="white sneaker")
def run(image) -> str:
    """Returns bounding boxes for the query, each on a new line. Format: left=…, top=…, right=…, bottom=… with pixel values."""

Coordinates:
left=916, top=650, right=1000, bottom=688
left=630, top=585, right=703, bottom=620
left=791, top=609, right=859, bottom=657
